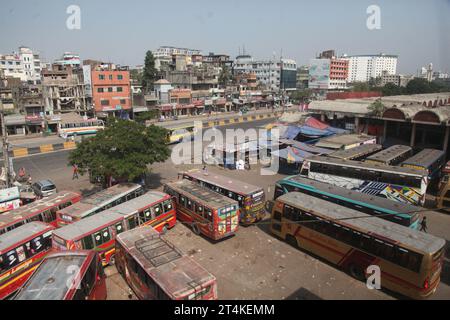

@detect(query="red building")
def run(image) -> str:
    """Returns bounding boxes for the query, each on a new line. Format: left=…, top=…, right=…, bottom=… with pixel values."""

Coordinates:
left=91, top=64, right=131, bottom=117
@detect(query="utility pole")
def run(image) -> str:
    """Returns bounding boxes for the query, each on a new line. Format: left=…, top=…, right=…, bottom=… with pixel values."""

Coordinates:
left=1, top=99, right=12, bottom=188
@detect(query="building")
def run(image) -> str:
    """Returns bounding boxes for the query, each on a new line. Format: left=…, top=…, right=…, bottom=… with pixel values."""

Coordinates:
left=18, top=46, right=43, bottom=83
left=41, top=64, right=87, bottom=115
left=233, top=55, right=297, bottom=91
left=154, top=46, right=201, bottom=57
left=296, top=66, right=309, bottom=89
left=153, top=79, right=173, bottom=104
left=0, top=54, right=26, bottom=81
left=54, top=52, right=81, bottom=67
left=309, top=53, right=349, bottom=90
left=341, top=53, right=398, bottom=83
left=90, top=64, right=131, bottom=117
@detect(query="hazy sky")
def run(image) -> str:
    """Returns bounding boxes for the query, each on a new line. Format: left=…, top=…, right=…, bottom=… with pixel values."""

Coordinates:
left=1, top=0, right=449, bottom=74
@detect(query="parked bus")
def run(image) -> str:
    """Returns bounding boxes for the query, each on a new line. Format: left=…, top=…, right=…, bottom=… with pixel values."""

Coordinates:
left=164, top=180, right=239, bottom=240
left=56, top=183, right=144, bottom=226
left=52, top=192, right=176, bottom=266
left=274, top=175, right=422, bottom=229
left=180, top=169, right=265, bottom=225
left=268, top=192, right=446, bottom=299
left=0, top=187, right=20, bottom=213
left=328, top=144, right=382, bottom=161
left=401, top=148, right=446, bottom=182
left=13, top=250, right=107, bottom=300
left=365, top=144, right=413, bottom=166
left=115, top=227, right=218, bottom=300
left=58, top=119, right=105, bottom=138
left=0, top=191, right=81, bottom=235
left=300, top=155, right=429, bottom=206
left=0, top=222, right=54, bottom=300
left=160, top=123, right=197, bottom=144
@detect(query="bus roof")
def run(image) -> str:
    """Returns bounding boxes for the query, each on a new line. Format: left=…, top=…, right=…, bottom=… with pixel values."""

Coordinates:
left=282, top=175, right=422, bottom=215
left=109, top=191, right=169, bottom=217
left=0, top=222, right=53, bottom=253
left=278, top=192, right=445, bottom=254
left=365, top=145, right=412, bottom=163
left=182, top=169, right=263, bottom=195
left=0, top=191, right=80, bottom=228
left=117, top=227, right=216, bottom=299
left=328, top=144, right=382, bottom=160
left=315, top=134, right=376, bottom=150
left=14, top=251, right=93, bottom=300
left=53, top=211, right=123, bottom=241
left=401, top=149, right=446, bottom=169
left=58, top=183, right=141, bottom=219
left=165, top=180, right=238, bottom=209
left=154, top=122, right=197, bottom=130
left=306, top=155, right=428, bottom=177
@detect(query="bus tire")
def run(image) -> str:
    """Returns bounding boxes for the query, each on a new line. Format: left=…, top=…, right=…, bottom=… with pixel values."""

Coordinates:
left=286, top=235, right=299, bottom=248
left=349, top=263, right=365, bottom=281
left=192, top=223, right=201, bottom=235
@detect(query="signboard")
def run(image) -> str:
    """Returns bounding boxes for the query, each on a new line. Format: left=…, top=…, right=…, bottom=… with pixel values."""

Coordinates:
left=83, top=65, right=92, bottom=96
left=309, top=59, right=330, bottom=89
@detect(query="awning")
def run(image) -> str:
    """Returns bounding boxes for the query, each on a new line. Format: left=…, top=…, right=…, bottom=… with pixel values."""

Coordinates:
left=272, top=147, right=313, bottom=163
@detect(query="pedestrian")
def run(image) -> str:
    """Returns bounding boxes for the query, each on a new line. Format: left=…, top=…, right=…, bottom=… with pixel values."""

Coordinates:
left=420, top=216, right=428, bottom=233
left=27, top=174, right=32, bottom=185
left=202, top=165, right=208, bottom=174
left=18, top=167, right=26, bottom=180
left=72, top=164, right=79, bottom=180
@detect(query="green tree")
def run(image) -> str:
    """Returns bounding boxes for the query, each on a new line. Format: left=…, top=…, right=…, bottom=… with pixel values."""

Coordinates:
left=381, top=82, right=404, bottom=96
left=405, top=78, right=431, bottom=94
left=289, top=89, right=312, bottom=103
left=68, top=119, right=170, bottom=187
left=134, top=110, right=160, bottom=124
left=351, top=82, right=371, bottom=92
left=218, top=66, right=231, bottom=87
left=368, top=99, right=385, bottom=117
left=141, top=50, right=157, bottom=93
left=130, top=68, right=143, bottom=83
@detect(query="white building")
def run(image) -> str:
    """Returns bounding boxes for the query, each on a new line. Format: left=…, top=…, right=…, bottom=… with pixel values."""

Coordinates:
left=54, top=52, right=81, bottom=67
left=233, top=55, right=297, bottom=91
left=341, top=54, right=398, bottom=83
left=154, top=46, right=201, bottom=57
left=0, top=47, right=43, bottom=83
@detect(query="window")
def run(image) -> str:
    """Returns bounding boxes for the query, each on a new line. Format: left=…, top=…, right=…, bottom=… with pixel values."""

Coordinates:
left=163, top=200, right=173, bottom=213
left=108, top=87, right=113, bottom=92
left=120, top=99, right=126, bottom=104
left=99, top=74, right=105, bottom=80
left=195, top=203, right=204, bottom=217
left=93, top=228, right=111, bottom=246
left=109, top=75, right=113, bottom=80
left=100, top=100, right=109, bottom=106
left=186, top=199, right=193, bottom=211
left=117, top=75, right=123, bottom=80
left=152, top=203, right=163, bottom=217
left=140, top=208, right=152, bottom=222
left=205, top=208, right=213, bottom=221
left=115, top=222, right=124, bottom=234
left=98, top=88, right=104, bottom=93
left=82, top=235, right=94, bottom=249
left=117, top=87, right=123, bottom=92
left=127, top=215, right=138, bottom=229
left=180, top=195, right=186, bottom=207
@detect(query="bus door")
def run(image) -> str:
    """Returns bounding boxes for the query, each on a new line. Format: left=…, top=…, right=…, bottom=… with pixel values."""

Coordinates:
left=269, top=201, right=283, bottom=237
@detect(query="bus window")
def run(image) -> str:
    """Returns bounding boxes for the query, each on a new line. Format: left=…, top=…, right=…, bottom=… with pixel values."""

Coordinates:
left=93, top=228, right=111, bottom=247
left=162, top=200, right=173, bottom=213
left=196, top=203, right=204, bottom=217
left=82, top=235, right=95, bottom=250
left=205, top=208, right=213, bottom=221
left=115, top=222, right=124, bottom=234
left=140, top=208, right=152, bottom=222
left=186, top=199, right=193, bottom=211
left=30, top=236, right=45, bottom=254
left=127, top=215, right=138, bottom=229
left=274, top=185, right=286, bottom=199
left=180, top=195, right=186, bottom=207
left=152, top=203, right=163, bottom=217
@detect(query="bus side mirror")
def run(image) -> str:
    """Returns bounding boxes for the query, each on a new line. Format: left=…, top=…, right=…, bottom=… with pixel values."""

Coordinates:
left=265, top=200, right=274, bottom=213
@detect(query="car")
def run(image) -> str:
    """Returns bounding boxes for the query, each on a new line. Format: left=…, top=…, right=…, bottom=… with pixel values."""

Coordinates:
left=32, top=179, right=57, bottom=198
left=18, top=184, right=37, bottom=204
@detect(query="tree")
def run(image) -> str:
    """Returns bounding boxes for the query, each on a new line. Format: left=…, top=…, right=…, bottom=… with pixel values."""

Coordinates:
left=405, top=78, right=431, bottom=94
left=289, top=89, right=312, bottom=103
left=141, top=50, right=158, bottom=93
left=381, top=82, right=404, bottom=96
left=351, top=82, right=371, bottom=92
left=134, top=110, right=160, bottom=124
left=368, top=99, right=385, bottom=117
left=218, top=66, right=231, bottom=87
left=130, top=68, right=143, bottom=84
left=68, top=119, right=170, bottom=187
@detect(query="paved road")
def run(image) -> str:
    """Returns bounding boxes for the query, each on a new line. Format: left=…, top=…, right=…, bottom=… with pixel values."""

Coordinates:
left=7, top=118, right=450, bottom=300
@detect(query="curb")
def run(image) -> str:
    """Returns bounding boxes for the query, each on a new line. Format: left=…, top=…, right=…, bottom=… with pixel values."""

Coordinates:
left=4, top=111, right=288, bottom=159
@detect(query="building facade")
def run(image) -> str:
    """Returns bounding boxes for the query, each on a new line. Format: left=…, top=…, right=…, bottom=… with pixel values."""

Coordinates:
left=342, top=54, right=398, bottom=83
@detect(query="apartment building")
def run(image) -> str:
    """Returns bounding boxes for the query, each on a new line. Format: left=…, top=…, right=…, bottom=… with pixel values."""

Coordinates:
left=342, top=53, right=398, bottom=83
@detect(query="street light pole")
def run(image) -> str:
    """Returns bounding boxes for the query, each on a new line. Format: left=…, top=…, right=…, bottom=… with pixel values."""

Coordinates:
left=0, top=100, right=12, bottom=188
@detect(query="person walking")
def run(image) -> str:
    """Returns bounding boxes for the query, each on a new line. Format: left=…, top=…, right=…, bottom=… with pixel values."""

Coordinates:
left=420, top=216, right=428, bottom=233
left=72, top=164, right=79, bottom=180
left=27, top=174, right=32, bottom=185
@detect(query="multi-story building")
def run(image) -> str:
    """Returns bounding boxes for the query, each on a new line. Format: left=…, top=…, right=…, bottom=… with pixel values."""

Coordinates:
left=0, top=47, right=43, bottom=83
left=54, top=52, right=81, bottom=67
left=233, top=55, right=297, bottom=91
left=154, top=46, right=201, bottom=57
left=296, top=66, right=309, bottom=89
left=91, top=64, right=131, bottom=117
left=41, top=64, right=87, bottom=115
left=309, top=51, right=349, bottom=90
left=341, top=53, right=398, bottom=83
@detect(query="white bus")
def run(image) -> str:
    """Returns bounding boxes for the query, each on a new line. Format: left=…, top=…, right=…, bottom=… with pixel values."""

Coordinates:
left=300, top=155, right=429, bottom=206
left=58, top=119, right=105, bottom=138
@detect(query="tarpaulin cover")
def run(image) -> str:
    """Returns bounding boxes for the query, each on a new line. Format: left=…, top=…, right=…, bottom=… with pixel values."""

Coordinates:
left=281, top=126, right=303, bottom=139
left=299, top=125, right=334, bottom=138
left=272, top=146, right=313, bottom=163
left=305, top=116, right=329, bottom=130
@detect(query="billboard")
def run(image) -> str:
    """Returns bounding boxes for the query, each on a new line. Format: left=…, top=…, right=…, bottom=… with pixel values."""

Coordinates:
left=83, top=65, right=92, bottom=96
left=308, top=59, right=330, bottom=89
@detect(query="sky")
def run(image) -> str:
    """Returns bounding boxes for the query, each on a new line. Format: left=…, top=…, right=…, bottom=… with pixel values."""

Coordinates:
left=1, top=0, right=449, bottom=74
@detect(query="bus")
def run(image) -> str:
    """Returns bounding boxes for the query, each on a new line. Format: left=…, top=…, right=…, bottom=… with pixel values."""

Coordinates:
left=58, top=119, right=105, bottom=138
left=115, top=227, right=218, bottom=300
left=274, top=175, right=422, bottom=229
left=13, top=250, right=107, bottom=300
left=401, top=148, right=446, bottom=183
left=300, top=155, right=429, bottom=206
left=328, top=144, right=382, bottom=161
left=268, top=192, right=446, bottom=299
left=161, top=123, right=197, bottom=144
left=365, top=145, right=413, bottom=165
left=0, top=187, right=20, bottom=213
left=180, top=169, right=265, bottom=225
left=0, top=222, right=54, bottom=300
left=52, top=192, right=176, bottom=266
left=0, top=191, right=81, bottom=235
left=56, top=183, right=144, bottom=226
left=164, top=180, right=239, bottom=241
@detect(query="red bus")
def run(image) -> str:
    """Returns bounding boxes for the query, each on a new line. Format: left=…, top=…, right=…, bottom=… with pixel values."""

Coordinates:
left=164, top=180, right=239, bottom=240
left=116, top=227, right=218, bottom=300
left=0, top=222, right=55, bottom=300
left=13, top=250, right=107, bottom=300
left=52, top=192, right=176, bottom=266
left=0, top=191, right=81, bottom=235
left=56, top=183, right=144, bottom=227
